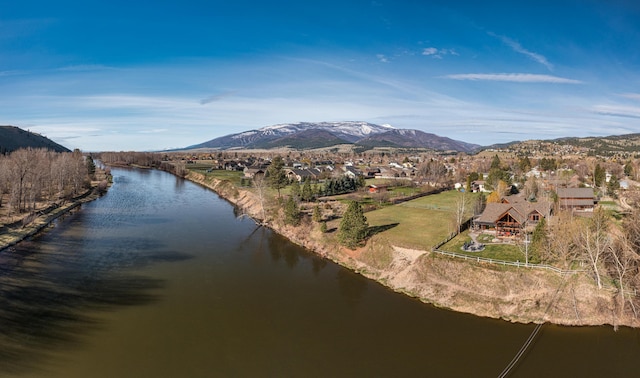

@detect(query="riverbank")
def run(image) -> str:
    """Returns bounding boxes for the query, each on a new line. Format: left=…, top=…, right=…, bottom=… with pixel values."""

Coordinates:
left=185, top=170, right=637, bottom=328
left=0, top=189, right=106, bottom=252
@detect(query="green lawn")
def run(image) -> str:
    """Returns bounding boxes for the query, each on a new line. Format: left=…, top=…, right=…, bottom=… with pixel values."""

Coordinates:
left=439, top=230, right=526, bottom=262
left=189, top=168, right=245, bottom=186
left=365, top=190, right=477, bottom=250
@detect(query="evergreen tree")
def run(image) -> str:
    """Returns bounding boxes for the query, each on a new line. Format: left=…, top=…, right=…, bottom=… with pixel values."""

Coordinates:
left=283, top=196, right=300, bottom=226
left=518, top=156, right=532, bottom=173
left=290, top=180, right=301, bottom=199
left=490, top=154, right=501, bottom=170
left=338, top=201, right=369, bottom=249
left=539, top=157, right=557, bottom=172
left=624, top=162, right=633, bottom=177
left=607, top=174, right=620, bottom=198
left=530, top=218, right=548, bottom=263
left=312, top=204, right=322, bottom=222
left=266, top=156, right=288, bottom=198
left=594, top=163, right=606, bottom=187
left=301, top=179, right=313, bottom=202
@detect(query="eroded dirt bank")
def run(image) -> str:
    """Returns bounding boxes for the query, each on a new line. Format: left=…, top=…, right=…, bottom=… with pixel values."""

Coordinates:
left=186, top=171, right=637, bottom=328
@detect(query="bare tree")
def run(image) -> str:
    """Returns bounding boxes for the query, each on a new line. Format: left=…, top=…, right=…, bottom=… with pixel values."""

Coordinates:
left=454, top=191, right=470, bottom=234
left=7, top=148, right=36, bottom=212
left=0, top=155, right=8, bottom=208
left=575, top=208, right=611, bottom=289
left=252, top=175, right=268, bottom=223
left=609, top=209, right=640, bottom=317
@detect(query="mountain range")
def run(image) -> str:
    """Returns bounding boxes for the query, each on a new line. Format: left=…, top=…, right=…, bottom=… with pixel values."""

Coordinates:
left=184, top=121, right=481, bottom=153
left=0, top=126, right=70, bottom=153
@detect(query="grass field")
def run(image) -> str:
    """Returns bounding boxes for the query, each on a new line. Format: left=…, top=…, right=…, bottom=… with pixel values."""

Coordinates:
left=188, top=167, right=245, bottom=186
left=365, top=190, right=476, bottom=250
left=439, top=230, right=525, bottom=261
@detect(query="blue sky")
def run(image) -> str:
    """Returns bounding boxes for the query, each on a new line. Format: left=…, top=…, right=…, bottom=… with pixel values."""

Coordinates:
left=2, top=0, right=640, bottom=151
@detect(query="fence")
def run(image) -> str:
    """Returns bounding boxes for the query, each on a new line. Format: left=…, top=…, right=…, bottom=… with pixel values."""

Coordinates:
left=430, top=248, right=584, bottom=275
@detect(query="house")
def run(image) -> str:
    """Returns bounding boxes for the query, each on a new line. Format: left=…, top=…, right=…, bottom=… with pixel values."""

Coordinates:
left=470, top=180, right=488, bottom=193
left=367, top=184, right=388, bottom=194
left=286, top=168, right=320, bottom=182
left=366, top=168, right=381, bottom=178
left=223, top=161, right=241, bottom=171
left=343, top=165, right=363, bottom=178
left=243, top=165, right=267, bottom=178
left=474, top=196, right=550, bottom=237
left=556, top=187, right=596, bottom=212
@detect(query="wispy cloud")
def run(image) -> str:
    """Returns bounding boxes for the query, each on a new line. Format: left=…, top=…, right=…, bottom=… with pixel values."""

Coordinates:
left=0, top=70, right=25, bottom=77
left=139, top=128, right=170, bottom=134
left=200, top=91, right=236, bottom=105
left=376, top=54, right=389, bottom=63
left=55, top=64, right=115, bottom=72
left=442, top=73, right=582, bottom=84
left=619, top=93, right=640, bottom=101
left=593, top=104, right=640, bottom=119
left=422, top=47, right=458, bottom=59
left=488, top=32, right=553, bottom=71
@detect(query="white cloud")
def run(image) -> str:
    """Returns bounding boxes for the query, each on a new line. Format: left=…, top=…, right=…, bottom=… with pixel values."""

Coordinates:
left=376, top=54, right=389, bottom=63
left=620, top=93, right=640, bottom=101
left=422, top=47, right=438, bottom=56
left=443, top=73, right=582, bottom=84
left=488, top=32, right=553, bottom=71
left=422, top=47, right=458, bottom=59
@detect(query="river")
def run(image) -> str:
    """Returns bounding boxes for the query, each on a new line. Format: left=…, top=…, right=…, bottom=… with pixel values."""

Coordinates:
left=0, top=167, right=638, bottom=377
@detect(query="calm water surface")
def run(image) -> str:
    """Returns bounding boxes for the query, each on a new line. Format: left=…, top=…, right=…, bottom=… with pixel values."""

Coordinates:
left=0, top=168, right=639, bottom=377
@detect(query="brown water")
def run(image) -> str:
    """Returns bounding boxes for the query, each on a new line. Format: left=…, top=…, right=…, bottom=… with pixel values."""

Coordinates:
left=1, top=167, right=638, bottom=377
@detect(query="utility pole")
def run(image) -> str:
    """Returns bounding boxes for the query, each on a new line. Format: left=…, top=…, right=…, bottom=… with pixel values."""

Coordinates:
left=524, top=232, right=530, bottom=266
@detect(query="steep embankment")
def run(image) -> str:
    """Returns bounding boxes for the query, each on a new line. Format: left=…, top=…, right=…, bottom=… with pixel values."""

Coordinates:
left=186, top=171, right=636, bottom=328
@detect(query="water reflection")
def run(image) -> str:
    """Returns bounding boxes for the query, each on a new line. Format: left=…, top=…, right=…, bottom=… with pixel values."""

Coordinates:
left=174, top=174, right=185, bottom=190
left=336, top=268, right=368, bottom=306
left=2, top=167, right=640, bottom=377
left=0, top=239, right=178, bottom=374
left=311, top=256, right=327, bottom=276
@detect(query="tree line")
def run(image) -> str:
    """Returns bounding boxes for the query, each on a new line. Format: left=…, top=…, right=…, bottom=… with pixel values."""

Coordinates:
left=0, top=148, right=93, bottom=216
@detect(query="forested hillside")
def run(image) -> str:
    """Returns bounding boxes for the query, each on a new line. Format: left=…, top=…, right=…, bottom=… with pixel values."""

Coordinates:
left=0, top=126, right=70, bottom=153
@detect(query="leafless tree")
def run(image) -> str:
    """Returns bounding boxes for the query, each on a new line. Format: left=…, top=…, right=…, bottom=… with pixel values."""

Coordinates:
left=454, top=191, right=470, bottom=234
left=0, top=148, right=91, bottom=216
left=575, top=208, right=611, bottom=289
left=252, top=175, right=269, bottom=223
left=609, top=209, right=640, bottom=317
left=7, top=148, right=35, bottom=212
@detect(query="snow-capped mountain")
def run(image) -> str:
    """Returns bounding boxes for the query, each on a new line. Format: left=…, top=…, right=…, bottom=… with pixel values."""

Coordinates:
left=182, top=121, right=480, bottom=153
left=185, top=122, right=395, bottom=149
